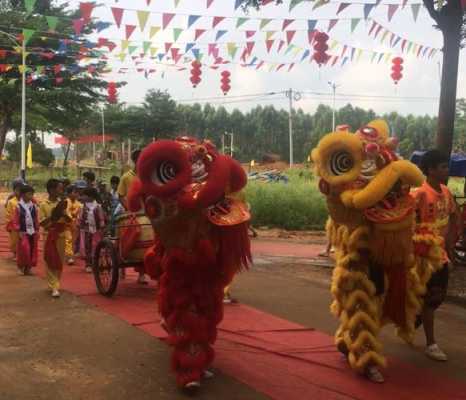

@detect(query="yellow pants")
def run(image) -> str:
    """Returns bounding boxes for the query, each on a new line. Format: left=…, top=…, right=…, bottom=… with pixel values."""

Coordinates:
left=9, top=231, right=18, bottom=254
left=64, top=228, right=76, bottom=258
left=45, top=236, right=66, bottom=291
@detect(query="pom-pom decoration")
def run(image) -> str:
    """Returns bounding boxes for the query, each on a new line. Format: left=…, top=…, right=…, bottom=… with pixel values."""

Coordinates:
left=313, top=31, right=330, bottom=67
left=391, top=57, right=404, bottom=85
left=190, top=60, right=202, bottom=88
left=220, top=70, right=231, bottom=95
left=107, top=82, right=118, bottom=104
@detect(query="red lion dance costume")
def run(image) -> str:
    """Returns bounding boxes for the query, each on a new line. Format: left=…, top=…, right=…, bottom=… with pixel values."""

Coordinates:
left=128, top=137, right=251, bottom=391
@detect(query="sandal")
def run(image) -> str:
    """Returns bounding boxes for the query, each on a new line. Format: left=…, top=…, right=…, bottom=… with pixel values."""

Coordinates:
left=365, top=366, right=385, bottom=383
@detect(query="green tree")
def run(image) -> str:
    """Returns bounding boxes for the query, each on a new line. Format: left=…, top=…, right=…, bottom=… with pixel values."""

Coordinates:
left=6, top=132, right=54, bottom=167
left=142, top=90, right=179, bottom=140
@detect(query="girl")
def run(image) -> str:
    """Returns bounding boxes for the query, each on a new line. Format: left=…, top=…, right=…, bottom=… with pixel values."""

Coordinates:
left=5, top=179, right=23, bottom=260
left=13, top=185, right=39, bottom=275
left=65, top=185, right=82, bottom=265
left=78, top=187, right=105, bottom=273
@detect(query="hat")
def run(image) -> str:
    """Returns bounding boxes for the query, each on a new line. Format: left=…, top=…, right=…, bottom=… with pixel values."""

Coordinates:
left=74, top=179, right=87, bottom=189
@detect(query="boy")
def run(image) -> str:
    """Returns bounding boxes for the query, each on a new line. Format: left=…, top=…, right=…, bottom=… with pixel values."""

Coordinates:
left=40, top=179, right=70, bottom=298
left=413, top=150, right=457, bottom=361
left=5, top=179, right=24, bottom=260
left=65, top=185, right=82, bottom=265
left=13, top=185, right=39, bottom=275
left=118, top=150, right=141, bottom=210
left=110, top=176, right=120, bottom=212
left=78, top=187, right=105, bottom=273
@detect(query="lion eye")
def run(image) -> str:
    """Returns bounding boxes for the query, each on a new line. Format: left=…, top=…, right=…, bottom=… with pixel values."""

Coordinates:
left=152, top=161, right=177, bottom=185
left=329, top=151, right=354, bottom=176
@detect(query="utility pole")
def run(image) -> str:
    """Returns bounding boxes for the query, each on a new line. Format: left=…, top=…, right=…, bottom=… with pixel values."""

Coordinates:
left=328, top=81, right=340, bottom=132
left=225, top=132, right=234, bottom=157
left=222, top=133, right=225, bottom=154
left=20, top=37, right=26, bottom=181
left=285, top=89, right=301, bottom=167
left=101, top=107, right=105, bottom=149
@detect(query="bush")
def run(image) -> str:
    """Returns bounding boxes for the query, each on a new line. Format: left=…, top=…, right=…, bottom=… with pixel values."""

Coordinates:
left=245, top=178, right=327, bottom=230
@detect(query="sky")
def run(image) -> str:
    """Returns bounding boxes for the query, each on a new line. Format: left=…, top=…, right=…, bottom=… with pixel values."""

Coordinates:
left=45, top=0, right=466, bottom=146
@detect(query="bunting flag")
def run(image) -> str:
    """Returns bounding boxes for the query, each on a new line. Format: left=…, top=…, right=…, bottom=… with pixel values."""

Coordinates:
left=142, top=41, right=151, bottom=54
left=174, top=0, right=182, bottom=7
left=363, top=4, right=375, bottom=19
left=195, top=29, right=206, bottom=40
left=22, top=29, right=35, bottom=46
left=411, top=4, right=421, bottom=21
left=25, top=0, right=36, bottom=14
left=162, top=13, right=175, bottom=29
left=111, top=8, right=124, bottom=29
left=266, top=31, right=276, bottom=40
left=265, top=39, right=274, bottom=53
left=245, top=30, right=256, bottom=39
left=207, top=0, right=215, bottom=8
left=216, top=30, right=228, bottom=41
left=313, top=0, right=329, bottom=10
left=282, top=19, right=294, bottom=31
left=125, top=25, right=136, bottom=40
left=188, top=15, right=201, bottom=28
left=277, top=40, right=285, bottom=53
left=289, top=0, right=306, bottom=10
left=308, top=20, right=317, bottom=31
left=173, top=28, right=183, bottom=41
left=137, top=10, right=150, bottom=31
left=213, top=16, right=225, bottom=28
left=286, top=31, right=296, bottom=45
left=150, top=26, right=160, bottom=39
left=121, top=40, right=129, bottom=51
left=260, top=19, right=272, bottom=30
left=227, top=42, right=238, bottom=59
left=80, top=2, right=95, bottom=23
left=234, top=0, right=243, bottom=10
left=236, top=17, right=249, bottom=28
left=73, top=19, right=85, bottom=35
left=351, top=18, right=361, bottom=33
left=328, top=19, right=338, bottom=32
left=387, top=4, right=399, bottom=21
left=46, top=16, right=59, bottom=31
left=185, top=43, right=195, bottom=53
left=337, top=3, right=350, bottom=14
left=165, top=43, right=173, bottom=53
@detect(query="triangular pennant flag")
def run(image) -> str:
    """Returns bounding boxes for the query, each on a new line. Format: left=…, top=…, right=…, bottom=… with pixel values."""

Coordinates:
left=369, top=21, right=378, bottom=35
left=236, top=18, right=248, bottom=28
left=266, top=31, right=276, bottom=40
left=363, top=4, right=375, bottom=19
left=330, top=40, right=338, bottom=50
left=381, top=30, right=390, bottom=43
left=411, top=4, right=421, bottom=21
left=289, top=0, right=305, bottom=10
left=245, top=41, right=255, bottom=55
left=227, top=42, right=238, bottom=59
left=350, top=48, right=356, bottom=61
left=371, top=52, right=377, bottom=63
left=313, top=0, right=329, bottom=10
left=276, top=64, right=286, bottom=71
left=73, top=19, right=85, bottom=35
left=213, top=16, right=225, bottom=28
left=308, top=30, right=316, bottom=44
left=277, top=40, right=285, bottom=53
left=111, top=8, right=124, bottom=28
left=163, top=13, right=175, bottom=29
left=328, top=19, right=338, bottom=32
left=377, top=53, right=384, bottom=63
left=195, top=29, right=206, bottom=40
left=171, top=48, right=180, bottom=62
left=387, top=4, right=399, bottom=21
left=374, top=24, right=383, bottom=38
left=137, top=10, right=150, bottom=31
left=46, top=16, right=59, bottom=31
left=185, top=43, right=195, bottom=53
left=118, top=53, right=126, bottom=62
left=245, top=30, right=256, bottom=39
left=234, top=0, right=243, bottom=10
left=422, top=46, right=429, bottom=57
left=216, top=30, right=227, bottom=41
left=260, top=19, right=272, bottom=30
left=265, top=40, right=274, bottom=53
left=188, top=15, right=201, bottom=28
left=288, top=63, right=295, bottom=72
left=25, top=0, right=36, bottom=14
left=80, top=2, right=95, bottom=23
left=300, top=49, right=310, bottom=62
left=173, top=28, right=183, bottom=41
left=401, top=39, right=407, bottom=52
left=417, top=45, right=423, bottom=57
left=125, top=25, right=136, bottom=40
left=150, top=26, right=161, bottom=39
left=165, top=43, right=173, bottom=53
left=282, top=19, right=294, bottom=31
left=393, top=36, right=402, bottom=48
left=256, top=61, right=265, bottom=70
left=350, top=18, right=361, bottom=33
left=121, top=40, right=130, bottom=51
left=385, top=52, right=392, bottom=63
left=331, top=56, right=339, bottom=66
left=128, top=46, right=138, bottom=55
left=341, top=45, right=348, bottom=58
left=174, top=0, right=182, bottom=7
left=22, top=29, right=35, bottom=45
left=286, top=31, right=296, bottom=45
left=150, top=47, right=158, bottom=56
left=143, top=41, right=151, bottom=54
left=407, top=42, right=413, bottom=53
left=337, top=3, right=350, bottom=14
left=308, top=20, right=317, bottom=32
left=207, top=0, right=214, bottom=8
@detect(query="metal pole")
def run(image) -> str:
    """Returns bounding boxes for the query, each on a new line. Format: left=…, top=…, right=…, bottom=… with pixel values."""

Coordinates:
left=328, top=82, right=339, bottom=132
left=288, top=89, right=294, bottom=167
left=128, top=138, right=132, bottom=163
left=229, top=133, right=234, bottom=157
left=222, top=133, right=225, bottom=154
left=20, top=38, right=26, bottom=181
left=101, top=107, right=105, bottom=148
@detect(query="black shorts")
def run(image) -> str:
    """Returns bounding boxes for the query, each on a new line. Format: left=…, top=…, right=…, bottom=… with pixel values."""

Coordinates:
left=427, top=264, right=449, bottom=291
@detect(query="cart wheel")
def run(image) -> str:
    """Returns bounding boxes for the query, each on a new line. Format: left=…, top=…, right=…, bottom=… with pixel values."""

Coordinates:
left=93, top=239, right=119, bottom=297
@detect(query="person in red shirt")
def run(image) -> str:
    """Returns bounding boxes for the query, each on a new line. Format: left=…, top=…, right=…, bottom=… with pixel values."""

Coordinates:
left=413, top=150, right=457, bottom=362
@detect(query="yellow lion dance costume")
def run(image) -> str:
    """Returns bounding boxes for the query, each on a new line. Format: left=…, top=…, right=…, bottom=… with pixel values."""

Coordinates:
left=312, top=120, right=441, bottom=382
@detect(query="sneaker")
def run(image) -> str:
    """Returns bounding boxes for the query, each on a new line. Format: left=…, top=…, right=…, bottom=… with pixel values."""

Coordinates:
left=137, top=275, right=148, bottom=285
left=52, top=289, right=60, bottom=298
left=203, top=370, right=214, bottom=379
left=365, top=365, right=385, bottom=383
left=85, top=266, right=92, bottom=273
left=67, top=258, right=75, bottom=266
left=183, top=381, right=201, bottom=394
left=425, top=344, right=448, bottom=361
left=17, top=268, right=24, bottom=276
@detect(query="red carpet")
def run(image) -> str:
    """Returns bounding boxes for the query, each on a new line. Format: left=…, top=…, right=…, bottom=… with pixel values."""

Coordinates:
left=1, top=232, right=466, bottom=399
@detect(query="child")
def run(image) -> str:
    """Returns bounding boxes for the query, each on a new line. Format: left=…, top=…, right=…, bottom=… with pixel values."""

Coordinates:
left=13, top=185, right=39, bottom=275
left=78, top=187, right=105, bottom=273
left=40, top=179, right=70, bottom=298
left=5, top=179, right=24, bottom=260
left=413, top=150, right=457, bottom=361
left=110, top=176, right=120, bottom=213
left=65, top=185, right=82, bottom=265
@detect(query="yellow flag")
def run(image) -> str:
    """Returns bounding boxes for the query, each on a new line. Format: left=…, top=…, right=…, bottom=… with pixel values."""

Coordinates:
left=250, top=160, right=255, bottom=167
left=27, top=142, right=33, bottom=168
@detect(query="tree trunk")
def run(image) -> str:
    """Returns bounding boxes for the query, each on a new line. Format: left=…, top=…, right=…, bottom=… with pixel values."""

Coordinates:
left=0, top=112, right=12, bottom=157
left=62, top=140, right=72, bottom=174
left=437, top=21, right=462, bottom=156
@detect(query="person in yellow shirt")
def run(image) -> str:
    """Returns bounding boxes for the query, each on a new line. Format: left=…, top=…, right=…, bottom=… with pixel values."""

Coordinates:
left=65, top=185, right=82, bottom=265
left=117, top=150, right=141, bottom=209
left=5, top=179, right=24, bottom=260
left=40, top=179, right=71, bottom=298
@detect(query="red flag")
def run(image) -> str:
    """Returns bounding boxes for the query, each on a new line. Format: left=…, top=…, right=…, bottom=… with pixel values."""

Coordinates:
left=277, top=40, right=285, bottom=53
left=162, top=13, right=175, bottom=29
left=368, top=21, right=378, bottom=36
left=195, top=29, right=206, bottom=40
left=256, top=61, right=264, bottom=70
left=165, top=42, right=173, bottom=53
left=79, top=2, right=95, bottom=23
left=111, top=7, right=124, bottom=28
left=245, top=41, right=255, bottom=55
left=125, top=25, right=136, bottom=40
left=387, top=4, right=399, bottom=21
left=277, top=64, right=285, bottom=71
left=328, top=19, right=338, bottom=32
left=213, top=16, right=225, bottom=28
left=308, top=30, right=316, bottom=44
left=401, top=39, right=407, bottom=52
left=286, top=31, right=296, bottom=45
left=245, top=30, right=255, bottom=39
left=266, top=40, right=274, bottom=53
left=207, top=0, right=215, bottom=8
left=282, top=19, right=294, bottom=31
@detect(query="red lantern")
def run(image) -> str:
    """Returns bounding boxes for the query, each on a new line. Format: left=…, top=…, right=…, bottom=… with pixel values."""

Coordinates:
left=391, top=57, right=404, bottom=85
left=220, top=70, right=231, bottom=95
left=107, top=82, right=117, bottom=103
left=190, top=60, right=202, bottom=88
left=313, top=31, right=330, bottom=67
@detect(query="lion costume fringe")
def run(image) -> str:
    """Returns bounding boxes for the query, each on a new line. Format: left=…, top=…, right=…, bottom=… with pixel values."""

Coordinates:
left=312, top=120, right=444, bottom=376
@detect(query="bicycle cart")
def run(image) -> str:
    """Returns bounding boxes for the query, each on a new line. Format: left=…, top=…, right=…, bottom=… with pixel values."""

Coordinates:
left=92, top=212, right=154, bottom=297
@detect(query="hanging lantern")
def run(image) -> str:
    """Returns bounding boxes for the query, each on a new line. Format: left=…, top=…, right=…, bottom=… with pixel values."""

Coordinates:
left=391, top=57, right=404, bottom=85
left=220, top=70, right=231, bottom=95
left=190, top=60, right=202, bottom=88
left=107, top=81, right=117, bottom=103
left=313, top=31, right=330, bottom=67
